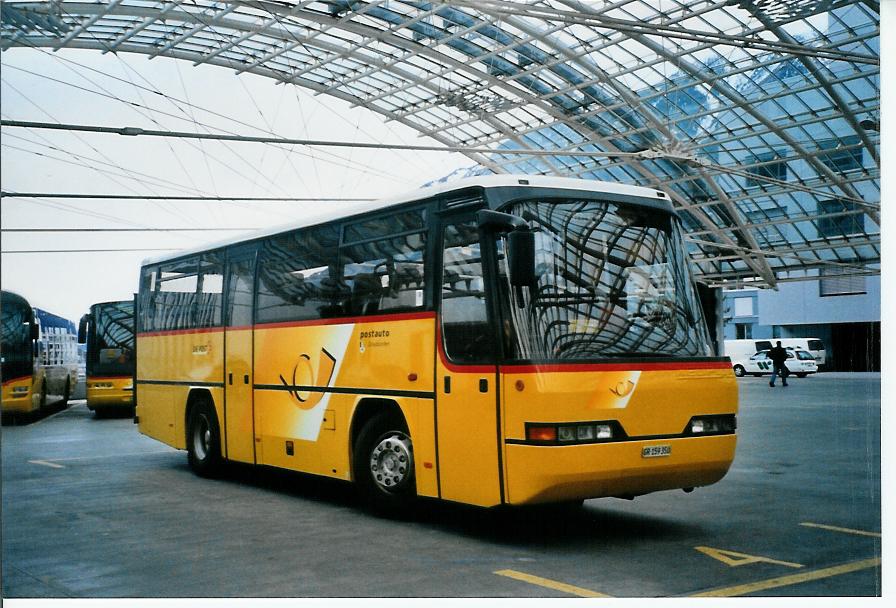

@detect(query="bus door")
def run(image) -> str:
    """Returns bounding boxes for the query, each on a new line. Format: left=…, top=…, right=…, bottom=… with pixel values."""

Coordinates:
left=223, top=246, right=257, bottom=464
left=435, top=212, right=503, bottom=507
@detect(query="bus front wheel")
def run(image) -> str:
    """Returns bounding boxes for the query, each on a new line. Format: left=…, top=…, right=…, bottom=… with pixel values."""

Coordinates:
left=353, top=412, right=416, bottom=515
left=187, top=398, right=222, bottom=477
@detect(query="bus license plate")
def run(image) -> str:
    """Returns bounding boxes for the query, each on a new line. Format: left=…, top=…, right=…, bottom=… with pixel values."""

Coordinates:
left=642, top=445, right=671, bottom=458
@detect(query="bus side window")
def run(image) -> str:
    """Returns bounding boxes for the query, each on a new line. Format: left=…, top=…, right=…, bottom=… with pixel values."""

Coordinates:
left=196, top=253, right=224, bottom=328
left=157, top=258, right=199, bottom=331
left=440, top=218, right=492, bottom=363
left=256, top=225, right=341, bottom=324
left=341, top=209, right=427, bottom=316
left=138, top=266, right=157, bottom=332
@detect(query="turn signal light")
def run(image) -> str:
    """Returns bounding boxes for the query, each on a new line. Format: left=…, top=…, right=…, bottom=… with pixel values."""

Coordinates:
left=529, top=421, right=619, bottom=444
left=527, top=425, right=557, bottom=442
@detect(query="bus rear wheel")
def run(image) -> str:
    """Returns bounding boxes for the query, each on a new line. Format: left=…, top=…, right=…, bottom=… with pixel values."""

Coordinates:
left=60, top=378, right=71, bottom=408
left=353, top=412, right=416, bottom=515
left=187, top=397, right=222, bottom=477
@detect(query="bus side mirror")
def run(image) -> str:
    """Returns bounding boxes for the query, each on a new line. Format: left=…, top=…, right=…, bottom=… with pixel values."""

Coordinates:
left=507, top=229, right=536, bottom=287
left=476, top=209, right=536, bottom=288
left=78, top=314, right=89, bottom=344
left=30, top=321, right=39, bottom=341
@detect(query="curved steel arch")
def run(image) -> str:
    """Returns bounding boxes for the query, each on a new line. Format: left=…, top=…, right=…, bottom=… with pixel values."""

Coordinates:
left=0, top=0, right=880, bottom=286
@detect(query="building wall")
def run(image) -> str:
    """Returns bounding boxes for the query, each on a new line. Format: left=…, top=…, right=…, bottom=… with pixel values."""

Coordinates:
left=756, top=276, right=880, bottom=325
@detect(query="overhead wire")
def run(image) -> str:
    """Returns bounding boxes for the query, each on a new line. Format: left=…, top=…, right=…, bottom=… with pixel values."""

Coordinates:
left=1, top=52, right=410, bottom=183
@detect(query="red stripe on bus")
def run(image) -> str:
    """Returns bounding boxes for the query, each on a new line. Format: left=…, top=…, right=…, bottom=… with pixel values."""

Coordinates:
left=137, top=311, right=437, bottom=337
left=500, top=361, right=732, bottom=373
left=137, top=326, right=224, bottom=338
left=253, top=310, right=435, bottom=330
left=1, top=375, right=32, bottom=387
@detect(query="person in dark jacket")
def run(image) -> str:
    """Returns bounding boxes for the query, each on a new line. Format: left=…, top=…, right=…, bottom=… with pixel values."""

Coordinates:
left=768, top=341, right=789, bottom=387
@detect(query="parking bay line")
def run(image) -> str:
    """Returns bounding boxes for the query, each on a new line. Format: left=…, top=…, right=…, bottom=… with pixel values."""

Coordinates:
left=800, top=522, right=881, bottom=538
left=689, top=557, right=881, bottom=597
left=27, top=460, right=66, bottom=469
left=27, top=450, right=175, bottom=467
left=494, top=569, right=611, bottom=597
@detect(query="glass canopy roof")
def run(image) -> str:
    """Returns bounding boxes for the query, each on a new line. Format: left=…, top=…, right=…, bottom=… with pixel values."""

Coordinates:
left=0, top=0, right=880, bottom=287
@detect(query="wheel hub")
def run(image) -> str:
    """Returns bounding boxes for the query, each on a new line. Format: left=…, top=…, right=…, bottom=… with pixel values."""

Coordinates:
left=193, top=414, right=210, bottom=460
left=369, top=431, right=413, bottom=492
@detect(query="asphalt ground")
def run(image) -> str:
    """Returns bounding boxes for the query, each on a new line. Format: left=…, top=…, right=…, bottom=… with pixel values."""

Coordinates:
left=1, top=372, right=881, bottom=598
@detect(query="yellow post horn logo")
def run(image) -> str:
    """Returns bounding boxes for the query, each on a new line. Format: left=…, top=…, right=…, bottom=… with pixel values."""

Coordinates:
left=279, top=348, right=337, bottom=410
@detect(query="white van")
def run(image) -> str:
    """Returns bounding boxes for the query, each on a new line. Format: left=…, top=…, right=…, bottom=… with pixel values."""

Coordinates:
left=724, top=338, right=826, bottom=368
left=724, top=339, right=776, bottom=362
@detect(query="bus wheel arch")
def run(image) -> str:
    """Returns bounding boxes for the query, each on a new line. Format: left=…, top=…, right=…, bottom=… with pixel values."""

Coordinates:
left=350, top=399, right=416, bottom=514
left=185, top=389, right=223, bottom=477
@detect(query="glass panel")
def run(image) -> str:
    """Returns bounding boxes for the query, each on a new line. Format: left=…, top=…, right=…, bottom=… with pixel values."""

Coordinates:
left=0, top=293, right=33, bottom=380
left=499, top=199, right=711, bottom=360
left=344, top=209, right=426, bottom=243
left=137, top=266, right=156, bottom=332
left=226, top=256, right=255, bottom=327
left=440, top=217, right=492, bottom=363
left=340, top=230, right=426, bottom=316
left=256, top=226, right=342, bottom=323
left=157, top=258, right=199, bottom=331
left=92, top=301, right=135, bottom=376
left=196, top=253, right=224, bottom=328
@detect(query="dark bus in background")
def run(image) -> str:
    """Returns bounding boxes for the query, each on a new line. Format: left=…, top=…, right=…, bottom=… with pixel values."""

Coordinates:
left=78, top=300, right=136, bottom=415
left=2, top=290, right=78, bottom=416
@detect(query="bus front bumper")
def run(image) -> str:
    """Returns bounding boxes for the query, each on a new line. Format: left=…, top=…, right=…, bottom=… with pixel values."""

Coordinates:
left=1, top=379, right=35, bottom=414
left=504, top=434, right=737, bottom=505
left=87, top=379, right=134, bottom=409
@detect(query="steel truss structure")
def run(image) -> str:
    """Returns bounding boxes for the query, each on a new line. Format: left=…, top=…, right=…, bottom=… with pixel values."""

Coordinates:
left=0, top=0, right=880, bottom=287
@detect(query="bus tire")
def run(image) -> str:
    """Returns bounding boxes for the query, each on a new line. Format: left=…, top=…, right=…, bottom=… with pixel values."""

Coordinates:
left=60, top=378, right=71, bottom=408
left=38, top=378, right=47, bottom=411
left=353, top=412, right=416, bottom=515
left=732, top=365, right=745, bottom=377
left=187, top=397, right=223, bottom=477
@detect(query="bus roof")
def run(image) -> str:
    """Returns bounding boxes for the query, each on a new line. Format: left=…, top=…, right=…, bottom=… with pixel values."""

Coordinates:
left=141, top=175, right=666, bottom=267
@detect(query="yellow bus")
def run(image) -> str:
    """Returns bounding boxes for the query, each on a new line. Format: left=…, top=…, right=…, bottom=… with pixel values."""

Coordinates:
left=2, top=291, right=78, bottom=417
left=135, top=176, right=737, bottom=511
left=78, top=300, right=136, bottom=415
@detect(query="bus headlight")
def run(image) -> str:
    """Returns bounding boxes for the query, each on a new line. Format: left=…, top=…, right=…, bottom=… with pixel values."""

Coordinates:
left=538, top=422, right=617, bottom=444
left=688, top=415, right=736, bottom=435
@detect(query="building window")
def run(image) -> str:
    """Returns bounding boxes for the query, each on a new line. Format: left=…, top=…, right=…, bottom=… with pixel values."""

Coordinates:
left=819, top=267, right=866, bottom=297
left=745, top=152, right=787, bottom=187
left=735, top=323, right=753, bottom=339
left=816, top=199, right=865, bottom=238
left=818, top=136, right=862, bottom=173
left=733, top=297, right=754, bottom=317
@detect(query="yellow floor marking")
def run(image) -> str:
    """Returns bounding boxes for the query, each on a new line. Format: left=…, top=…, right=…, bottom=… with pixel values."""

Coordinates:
left=690, top=557, right=881, bottom=597
left=695, top=546, right=803, bottom=568
left=494, top=569, right=611, bottom=598
left=28, top=460, right=65, bottom=469
left=800, top=522, right=881, bottom=538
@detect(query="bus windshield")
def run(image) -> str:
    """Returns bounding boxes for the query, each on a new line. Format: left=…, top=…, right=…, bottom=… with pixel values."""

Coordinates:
left=499, top=199, right=711, bottom=361
left=90, top=301, right=135, bottom=376
left=1, top=295, right=33, bottom=380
